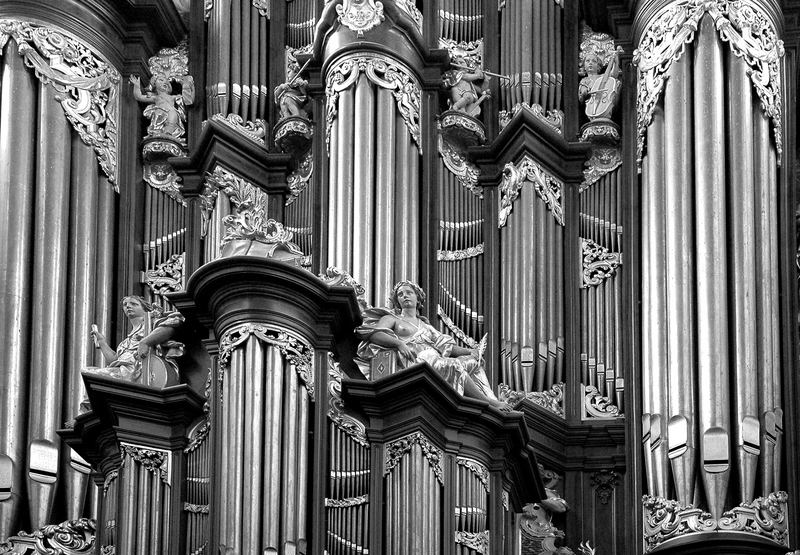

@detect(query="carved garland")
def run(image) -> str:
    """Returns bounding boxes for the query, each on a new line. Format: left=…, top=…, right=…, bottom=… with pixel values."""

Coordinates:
left=455, top=531, right=489, bottom=555
left=120, top=444, right=170, bottom=485
left=325, top=53, right=421, bottom=153
left=384, top=431, right=444, bottom=485
left=643, top=491, right=789, bottom=551
left=0, top=19, right=120, bottom=186
left=498, top=156, right=564, bottom=228
left=327, top=354, right=369, bottom=446
left=633, top=0, right=784, bottom=166
left=457, top=457, right=490, bottom=493
left=582, top=238, right=622, bottom=287
left=325, top=494, right=369, bottom=508
left=438, top=134, right=482, bottom=197
left=218, top=322, right=315, bottom=399
left=102, top=470, right=118, bottom=497
left=437, top=304, right=480, bottom=349
left=438, top=243, right=484, bottom=261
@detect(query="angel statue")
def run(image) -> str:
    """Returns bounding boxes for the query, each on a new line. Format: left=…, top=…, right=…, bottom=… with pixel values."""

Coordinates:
left=130, top=73, right=195, bottom=140
left=442, top=66, right=491, bottom=117
left=274, top=76, right=309, bottom=119
left=578, top=45, right=623, bottom=121
left=357, top=280, right=511, bottom=410
left=83, top=296, right=184, bottom=390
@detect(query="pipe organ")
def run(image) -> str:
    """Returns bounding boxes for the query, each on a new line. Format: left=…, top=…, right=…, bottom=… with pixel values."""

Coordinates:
left=0, top=1, right=797, bottom=555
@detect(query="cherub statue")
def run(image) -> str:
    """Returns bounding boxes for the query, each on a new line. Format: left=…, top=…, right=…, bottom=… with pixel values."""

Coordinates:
left=274, top=76, right=309, bottom=119
left=130, top=73, right=195, bottom=139
left=357, top=281, right=510, bottom=410
left=84, top=296, right=184, bottom=389
left=578, top=45, right=622, bottom=121
left=442, top=66, right=491, bottom=117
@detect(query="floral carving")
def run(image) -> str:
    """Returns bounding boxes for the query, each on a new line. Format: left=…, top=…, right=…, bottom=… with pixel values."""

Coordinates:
left=633, top=0, right=784, bottom=166
left=336, top=0, right=385, bottom=36
left=457, top=457, right=490, bottom=493
left=286, top=151, right=314, bottom=206
left=218, top=322, right=315, bottom=399
left=582, top=238, right=622, bottom=287
left=499, top=156, right=564, bottom=228
left=326, top=53, right=420, bottom=152
left=0, top=19, right=120, bottom=186
left=437, top=304, right=481, bottom=350
left=324, top=494, right=369, bottom=508
left=384, top=432, right=444, bottom=484
left=498, top=382, right=565, bottom=418
left=455, top=530, right=489, bottom=554
left=581, top=147, right=622, bottom=190
left=144, top=253, right=184, bottom=298
left=499, top=103, right=564, bottom=134
left=121, top=444, right=170, bottom=484
left=590, top=470, right=620, bottom=505
left=437, top=243, right=484, bottom=261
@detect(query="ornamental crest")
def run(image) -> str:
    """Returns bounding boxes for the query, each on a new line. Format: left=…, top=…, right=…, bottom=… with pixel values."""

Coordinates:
left=336, top=0, right=385, bottom=37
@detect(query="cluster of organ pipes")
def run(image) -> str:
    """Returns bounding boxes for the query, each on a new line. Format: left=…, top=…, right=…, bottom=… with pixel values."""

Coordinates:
left=438, top=0, right=484, bottom=43
left=500, top=186, right=565, bottom=394
left=100, top=476, right=118, bottom=552
left=437, top=160, right=485, bottom=344
left=639, top=16, right=783, bottom=518
left=205, top=0, right=270, bottom=118
left=454, top=459, right=489, bottom=555
left=579, top=168, right=623, bottom=410
left=184, top=419, right=212, bottom=555
left=325, top=423, right=370, bottom=555
left=0, top=41, right=117, bottom=538
left=285, top=0, right=316, bottom=49
left=499, top=0, right=563, bottom=114
left=217, top=337, right=310, bottom=553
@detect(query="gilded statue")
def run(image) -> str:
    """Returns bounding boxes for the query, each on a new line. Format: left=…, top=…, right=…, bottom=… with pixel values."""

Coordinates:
left=357, top=281, right=510, bottom=410
left=130, top=73, right=195, bottom=139
left=84, top=296, right=184, bottom=390
left=442, top=66, right=491, bottom=117
left=578, top=45, right=622, bottom=121
left=274, top=76, right=309, bottom=120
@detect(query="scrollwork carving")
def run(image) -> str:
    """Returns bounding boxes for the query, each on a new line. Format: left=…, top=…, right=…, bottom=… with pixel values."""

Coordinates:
left=498, top=103, right=564, bottom=134
left=438, top=134, right=482, bottom=197
left=437, top=243, right=484, bottom=261
left=145, top=253, right=184, bottom=298
left=209, top=113, right=266, bottom=145
left=498, top=382, right=565, bottom=418
left=0, top=518, right=96, bottom=554
left=327, top=353, right=369, bottom=446
left=633, top=0, right=784, bottom=167
left=583, top=384, right=622, bottom=419
left=457, top=457, right=489, bottom=493
left=121, top=444, right=170, bottom=484
left=384, top=431, right=444, bottom=484
left=397, top=0, right=423, bottom=32
left=582, top=238, right=622, bottom=287
left=581, top=147, right=622, bottom=190
left=590, top=470, right=620, bottom=505
left=499, top=156, right=564, bottom=228
left=437, top=304, right=481, bottom=350
left=286, top=150, right=314, bottom=206
left=455, top=530, right=489, bottom=555
left=326, top=53, right=420, bottom=153
left=324, top=494, right=369, bottom=508
left=218, top=322, right=315, bottom=399
left=0, top=19, right=120, bottom=186
left=336, top=0, right=385, bottom=36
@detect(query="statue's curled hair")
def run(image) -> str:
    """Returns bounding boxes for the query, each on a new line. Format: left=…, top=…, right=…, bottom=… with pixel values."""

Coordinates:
left=389, top=280, right=426, bottom=311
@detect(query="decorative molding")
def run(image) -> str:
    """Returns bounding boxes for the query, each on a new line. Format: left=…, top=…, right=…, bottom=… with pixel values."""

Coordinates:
left=326, top=53, right=421, bottom=152
left=0, top=518, right=96, bottom=554
left=120, top=444, right=170, bottom=485
left=581, top=238, right=622, bottom=287
left=336, top=0, right=385, bottom=36
left=498, top=382, right=565, bottom=418
left=633, top=0, right=784, bottom=167
left=457, top=457, right=489, bottom=493
left=102, top=470, right=118, bottom=497
left=437, top=304, right=480, bottom=349
left=582, top=384, right=623, bottom=419
left=324, top=494, right=369, bottom=508
left=209, top=113, right=266, bottom=146
left=183, top=503, right=210, bottom=514
left=218, top=322, right=315, bottom=399
left=437, top=134, right=482, bottom=197
left=145, top=253, right=184, bottom=298
left=384, top=431, right=444, bottom=485
left=439, top=111, right=486, bottom=144
left=499, top=103, right=564, bottom=134
left=455, top=530, right=489, bottom=555
left=184, top=417, right=211, bottom=454
left=581, top=147, right=622, bottom=190
left=327, top=353, right=369, bottom=446
left=498, top=156, right=564, bottom=228
left=643, top=491, right=789, bottom=551
left=286, top=150, right=314, bottom=206
left=0, top=19, right=120, bottom=187
left=437, top=243, right=484, bottom=261
left=590, top=470, right=620, bottom=505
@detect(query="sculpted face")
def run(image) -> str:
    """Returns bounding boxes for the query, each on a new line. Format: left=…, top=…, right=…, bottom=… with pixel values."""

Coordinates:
left=395, top=285, right=419, bottom=310
left=122, top=297, right=147, bottom=320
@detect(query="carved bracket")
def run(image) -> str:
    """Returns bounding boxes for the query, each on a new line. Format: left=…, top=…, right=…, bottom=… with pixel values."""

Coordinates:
left=326, top=53, right=421, bottom=153
left=498, top=156, right=564, bottom=228
left=0, top=19, right=120, bottom=187
left=582, top=384, right=622, bottom=419
left=218, top=322, right=315, bottom=399
left=384, top=431, right=444, bottom=485
left=633, top=0, right=784, bottom=167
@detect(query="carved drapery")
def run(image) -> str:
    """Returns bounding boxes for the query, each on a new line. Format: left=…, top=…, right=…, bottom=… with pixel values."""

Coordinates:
left=498, top=156, right=564, bottom=228
left=0, top=19, right=120, bottom=186
left=218, top=322, right=314, bottom=399
left=633, top=0, right=784, bottom=165
left=325, top=53, right=421, bottom=152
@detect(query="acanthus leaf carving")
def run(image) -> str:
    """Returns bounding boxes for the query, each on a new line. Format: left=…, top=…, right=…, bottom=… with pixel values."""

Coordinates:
left=0, top=518, right=96, bottom=554
left=454, top=530, right=489, bottom=555
left=498, top=156, right=564, bottom=228
left=590, top=470, right=620, bottom=505
left=327, top=353, right=369, bottom=446
left=582, top=384, right=622, bottom=419
left=457, top=457, right=490, bottom=493
left=581, top=238, right=622, bottom=287
left=498, top=382, right=565, bottom=418
left=326, top=53, right=420, bottom=153
left=437, top=134, right=483, bottom=197
left=286, top=150, right=314, bottom=206
left=633, top=0, right=784, bottom=168
left=145, top=253, right=184, bottom=298
left=120, top=444, right=170, bottom=484
left=0, top=19, right=120, bottom=187
left=384, top=431, right=444, bottom=484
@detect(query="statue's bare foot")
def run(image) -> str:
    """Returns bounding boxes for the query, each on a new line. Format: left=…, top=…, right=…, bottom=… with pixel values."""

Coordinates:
left=488, top=399, right=518, bottom=413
